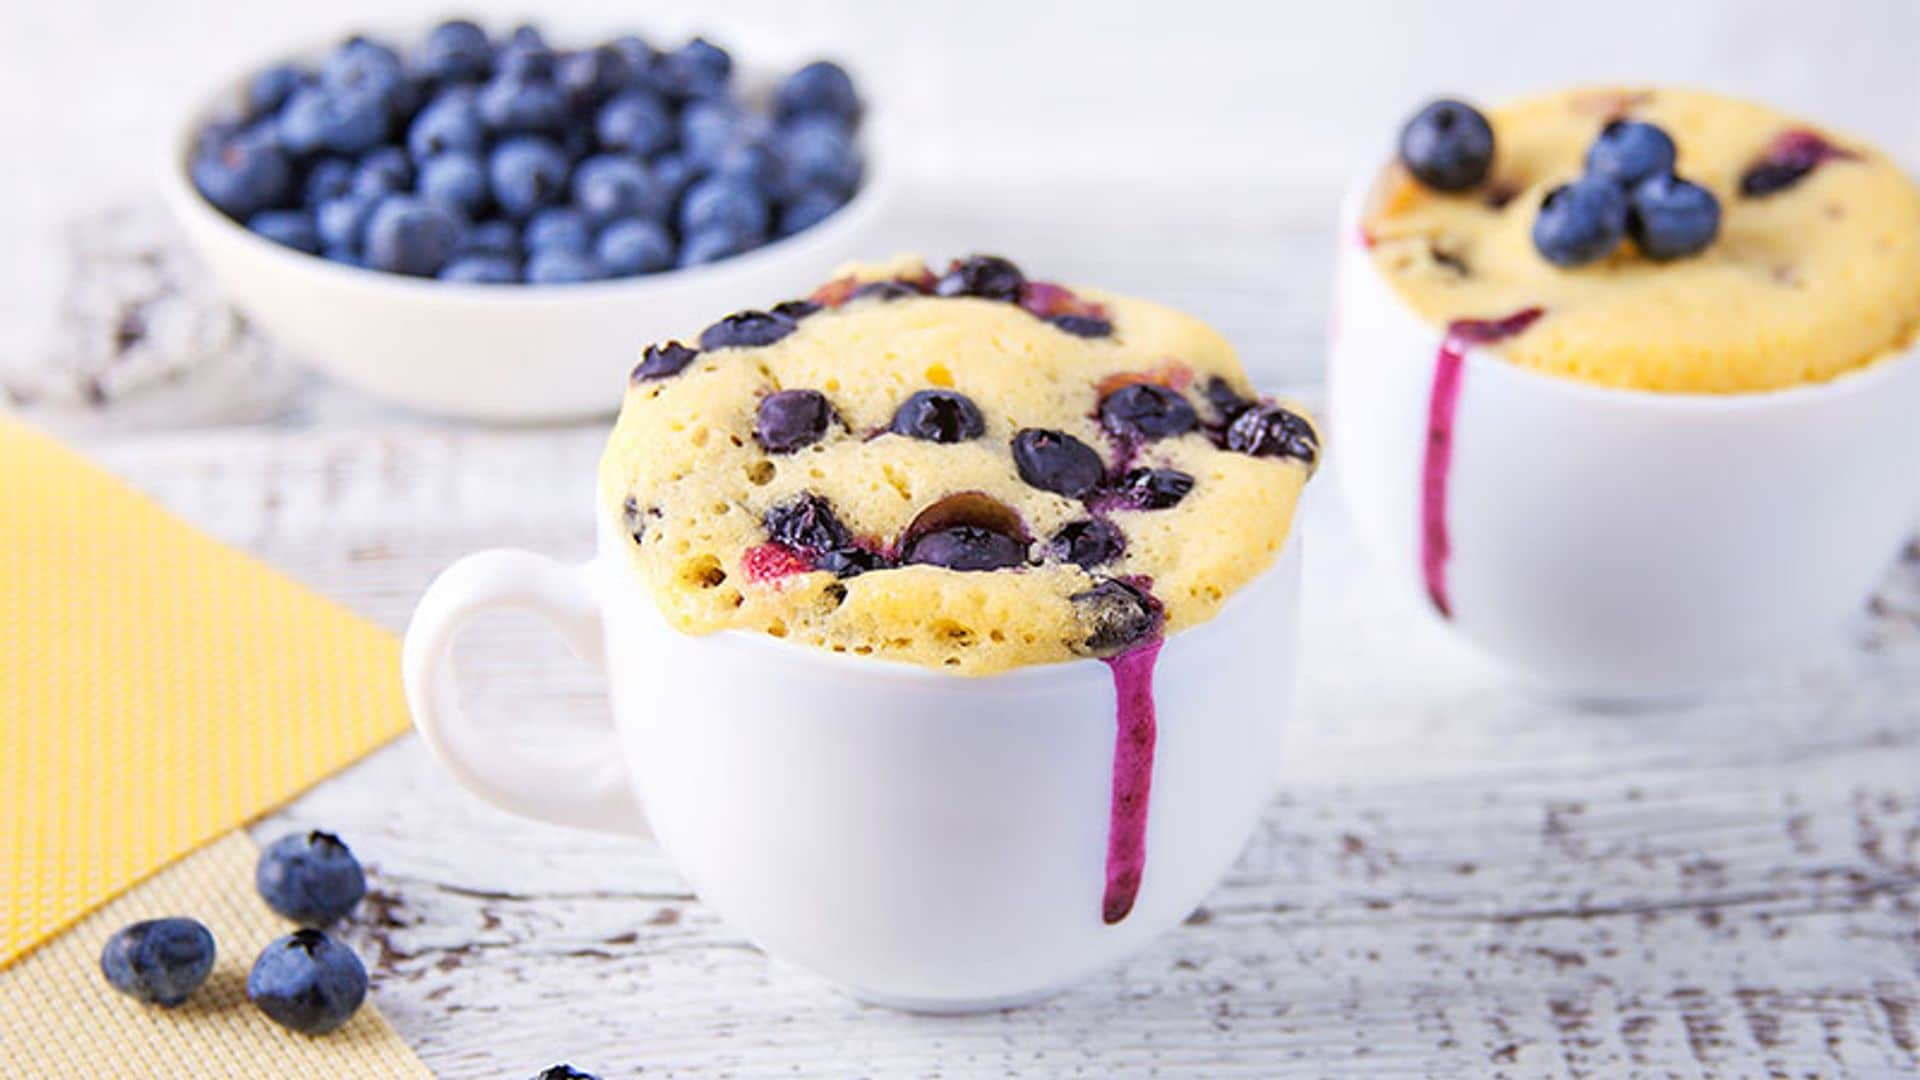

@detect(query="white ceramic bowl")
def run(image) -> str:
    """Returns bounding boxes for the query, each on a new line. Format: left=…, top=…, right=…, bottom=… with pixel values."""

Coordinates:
left=161, top=26, right=893, bottom=422
left=1328, top=178, right=1920, bottom=701
left=403, top=509, right=1303, bottom=1012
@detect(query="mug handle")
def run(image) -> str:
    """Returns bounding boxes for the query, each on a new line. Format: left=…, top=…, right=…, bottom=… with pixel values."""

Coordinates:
left=402, top=550, right=648, bottom=836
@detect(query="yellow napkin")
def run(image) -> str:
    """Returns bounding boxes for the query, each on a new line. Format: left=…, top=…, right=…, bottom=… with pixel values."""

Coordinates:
left=0, top=832, right=433, bottom=1077
left=0, top=416, right=410, bottom=965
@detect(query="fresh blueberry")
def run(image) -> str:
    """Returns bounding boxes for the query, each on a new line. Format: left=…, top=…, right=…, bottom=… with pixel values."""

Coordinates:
left=1203, top=376, right=1253, bottom=424
left=763, top=492, right=851, bottom=553
left=777, top=118, right=861, bottom=197
left=777, top=188, right=847, bottom=237
left=1011, top=429, right=1106, bottom=499
left=191, top=129, right=293, bottom=219
left=524, top=249, right=602, bottom=284
left=406, top=93, right=486, bottom=160
left=302, top=157, right=356, bottom=205
left=609, top=34, right=656, bottom=75
left=100, top=918, right=216, bottom=1007
left=413, top=19, right=493, bottom=84
left=817, top=547, right=888, bottom=578
left=316, top=193, right=379, bottom=252
left=1225, top=403, right=1319, bottom=463
left=320, top=36, right=410, bottom=114
left=1532, top=176, right=1628, bottom=268
left=1586, top=120, right=1677, bottom=188
left=678, top=175, right=770, bottom=238
left=418, top=151, right=489, bottom=216
left=321, top=245, right=361, bottom=266
left=889, top=389, right=985, bottom=443
left=247, top=929, right=367, bottom=1036
left=1398, top=99, right=1495, bottom=192
left=658, top=37, right=732, bottom=99
left=903, top=525, right=1027, bottom=572
left=1627, top=174, right=1721, bottom=261
left=477, top=75, right=569, bottom=135
left=248, top=64, right=308, bottom=118
left=650, top=153, right=697, bottom=203
left=935, top=254, right=1025, bottom=302
left=461, top=219, right=519, bottom=256
left=248, top=209, right=321, bottom=254
left=775, top=61, right=859, bottom=124
left=439, top=253, right=520, bottom=283
left=257, top=830, right=367, bottom=926
left=1115, top=467, right=1194, bottom=510
left=496, top=31, right=556, bottom=82
left=678, top=225, right=756, bottom=268
left=350, top=147, right=413, bottom=198
left=572, top=154, right=672, bottom=225
left=364, top=197, right=462, bottom=277
left=699, top=310, right=796, bottom=350
left=278, top=86, right=389, bottom=156
left=1098, top=383, right=1198, bottom=441
left=488, top=136, right=570, bottom=218
left=557, top=45, right=634, bottom=107
left=712, top=141, right=789, bottom=201
left=632, top=341, right=699, bottom=381
left=755, top=389, right=835, bottom=453
left=524, top=207, right=592, bottom=254
left=535, top=1067, right=600, bottom=1080
left=1049, top=518, right=1125, bottom=569
left=1072, top=578, right=1161, bottom=655
left=1052, top=315, right=1113, bottom=338
left=596, top=219, right=674, bottom=276
left=680, top=100, right=752, bottom=169
left=595, top=91, right=675, bottom=157
left=503, top=24, right=548, bottom=54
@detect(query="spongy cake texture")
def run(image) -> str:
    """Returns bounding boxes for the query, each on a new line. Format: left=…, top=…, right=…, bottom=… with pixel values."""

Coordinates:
left=1363, top=87, right=1920, bottom=393
left=598, top=256, right=1316, bottom=675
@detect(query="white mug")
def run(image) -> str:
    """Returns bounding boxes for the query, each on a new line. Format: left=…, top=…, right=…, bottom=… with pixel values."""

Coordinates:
left=404, top=512, right=1303, bottom=1012
left=1328, top=180, right=1920, bottom=701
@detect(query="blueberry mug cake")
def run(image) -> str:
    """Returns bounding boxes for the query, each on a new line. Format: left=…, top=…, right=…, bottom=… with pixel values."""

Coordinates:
left=598, top=255, right=1316, bottom=923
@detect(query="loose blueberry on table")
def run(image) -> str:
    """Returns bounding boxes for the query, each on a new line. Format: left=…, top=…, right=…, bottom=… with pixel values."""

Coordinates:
left=99, top=917, right=217, bottom=1007
left=247, top=928, right=369, bottom=1035
left=256, top=829, right=367, bottom=927
left=189, top=20, right=866, bottom=283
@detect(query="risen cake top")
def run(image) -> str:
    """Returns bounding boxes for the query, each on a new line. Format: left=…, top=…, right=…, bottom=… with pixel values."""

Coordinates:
left=598, top=254, right=1317, bottom=674
left=1363, top=87, right=1920, bottom=393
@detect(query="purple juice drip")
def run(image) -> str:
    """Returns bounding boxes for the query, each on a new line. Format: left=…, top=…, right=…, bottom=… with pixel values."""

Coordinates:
left=1419, top=308, right=1543, bottom=619
left=1100, top=637, right=1162, bottom=925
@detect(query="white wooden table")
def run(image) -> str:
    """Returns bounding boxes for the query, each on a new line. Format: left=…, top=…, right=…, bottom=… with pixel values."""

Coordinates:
left=42, top=187, right=1920, bottom=1078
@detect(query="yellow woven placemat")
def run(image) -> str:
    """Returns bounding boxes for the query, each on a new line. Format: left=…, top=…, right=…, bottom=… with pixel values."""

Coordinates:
left=0, top=831, right=432, bottom=1077
left=0, top=416, right=411, bottom=966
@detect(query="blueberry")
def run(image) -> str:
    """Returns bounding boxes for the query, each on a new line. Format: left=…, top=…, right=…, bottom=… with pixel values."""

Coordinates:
left=278, top=86, right=389, bottom=156
left=320, top=36, right=409, bottom=114
left=1225, top=403, right=1319, bottom=463
left=256, top=830, right=367, bottom=926
left=248, top=209, right=321, bottom=254
left=775, top=60, right=859, bottom=124
left=1586, top=120, right=1677, bottom=188
left=525, top=249, right=602, bottom=284
left=477, top=75, right=569, bottom=135
left=596, top=219, right=674, bottom=276
left=1532, top=177, right=1628, bottom=268
left=418, top=151, right=490, bottom=216
left=247, top=929, right=367, bottom=1036
left=935, top=255, right=1025, bottom=302
left=1098, top=383, right=1198, bottom=441
left=777, top=188, right=847, bottom=237
left=191, top=128, right=293, bottom=220
left=755, top=389, right=835, bottom=453
left=1049, top=518, right=1126, bottom=569
left=249, top=64, right=308, bottom=118
left=1052, top=315, right=1113, bottom=338
left=351, top=147, right=414, bottom=198
left=889, top=389, right=985, bottom=443
left=496, top=33, right=556, bottom=82
left=535, top=1067, right=600, bottom=1080
left=524, top=208, right=592, bottom=254
left=461, top=219, right=520, bottom=256
left=322, top=245, right=361, bottom=266
left=100, top=918, right=216, bottom=1007
left=1627, top=174, right=1721, bottom=261
left=658, top=37, right=732, bottom=99
left=678, top=226, right=756, bottom=268
left=1203, top=376, right=1253, bottom=424
left=558, top=46, right=634, bottom=107
left=903, top=525, right=1027, bottom=572
left=763, top=492, right=851, bottom=553
left=713, top=141, right=790, bottom=201
left=1398, top=99, right=1495, bottom=192
left=700, top=310, right=796, bottom=350
left=572, top=154, right=671, bottom=225
left=678, top=175, right=770, bottom=238
left=1115, top=467, right=1194, bottom=509
left=364, top=198, right=462, bottom=276
left=1072, top=579, right=1161, bottom=655
left=650, top=154, right=698, bottom=203
left=595, top=92, right=675, bottom=157
left=680, top=100, right=753, bottom=169
left=316, top=193, right=379, bottom=252
left=407, top=93, right=486, bottom=160
left=854, top=281, right=918, bottom=302
left=440, top=253, right=520, bottom=283
left=771, top=299, right=822, bottom=320
left=777, top=118, right=861, bottom=197
left=609, top=34, right=656, bottom=75
left=489, top=136, right=571, bottom=218
left=818, top=547, right=888, bottom=578
left=413, top=19, right=493, bottom=84
left=1011, top=429, right=1106, bottom=499
left=302, top=157, right=356, bottom=204
left=632, top=341, right=699, bottom=381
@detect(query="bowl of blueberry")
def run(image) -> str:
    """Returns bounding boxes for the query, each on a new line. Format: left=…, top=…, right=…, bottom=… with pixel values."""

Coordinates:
left=163, top=19, right=889, bottom=421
